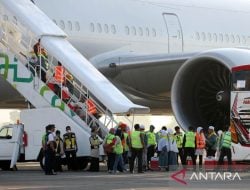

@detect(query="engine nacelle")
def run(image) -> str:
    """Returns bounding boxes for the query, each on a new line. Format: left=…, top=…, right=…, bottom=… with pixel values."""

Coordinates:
left=171, top=48, right=250, bottom=132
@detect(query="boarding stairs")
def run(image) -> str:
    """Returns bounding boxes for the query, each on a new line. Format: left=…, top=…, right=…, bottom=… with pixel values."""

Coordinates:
left=0, top=0, right=149, bottom=147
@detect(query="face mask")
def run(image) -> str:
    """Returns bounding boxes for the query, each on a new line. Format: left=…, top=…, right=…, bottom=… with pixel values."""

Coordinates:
left=67, top=130, right=71, bottom=133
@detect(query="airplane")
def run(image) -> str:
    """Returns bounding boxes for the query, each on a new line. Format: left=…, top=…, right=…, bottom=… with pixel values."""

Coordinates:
left=1, top=0, right=250, bottom=134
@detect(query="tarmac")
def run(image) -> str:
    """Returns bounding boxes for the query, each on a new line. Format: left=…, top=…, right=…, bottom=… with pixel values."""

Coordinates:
left=0, top=162, right=250, bottom=190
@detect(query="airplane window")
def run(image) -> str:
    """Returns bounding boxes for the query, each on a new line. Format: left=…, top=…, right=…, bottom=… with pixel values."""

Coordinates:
left=201, top=32, right=206, bottom=41
left=97, top=23, right=102, bottom=33
left=219, top=33, right=223, bottom=42
left=213, top=33, right=217, bottom=42
left=68, top=21, right=72, bottom=31
left=90, top=23, right=95, bottom=32
left=152, top=28, right=156, bottom=37
left=145, top=28, right=150, bottom=36
left=111, top=25, right=116, bottom=34
left=59, top=20, right=65, bottom=29
left=207, top=33, right=212, bottom=41
left=236, top=35, right=240, bottom=43
left=195, top=32, right=200, bottom=40
left=225, top=34, right=229, bottom=43
left=104, top=24, right=109, bottom=33
left=53, top=19, right=57, bottom=25
left=75, top=22, right=80, bottom=31
left=131, top=26, right=136, bottom=35
left=231, top=35, right=235, bottom=43
left=138, top=27, right=143, bottom=36
left=125, top=26, right=129, bottom=35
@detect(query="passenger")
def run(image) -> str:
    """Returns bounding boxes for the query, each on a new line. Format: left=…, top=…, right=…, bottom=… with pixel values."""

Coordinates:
left=65, top=72, right=74, bottom=94
left=44, top=124, right=56, bottom=175
left=63, top=126, right=78, bottom=170
left=113, top=129, right=124, bottom=174
left=206, top=126, right=218, bottom=158
left=174, top=126, right=184, bottom=165
left=158, top=130, right=168, bottom=171
left=217, top=125, right=232, bottom=169
left=54, top=130, right=64, bottom=172
left=195, top=127, right=206, bottom=169
left=146, top=125, right=156, bottom=170
left=33, top=39, right=48, bottom=83
left=129, top=124, right=144, bottom=173
left=140, top=124, right=147, bottom=171
left=156, top=126, right=167, bottom=144
left=167, top=128, right=179, bottom=171
left=54, top=62, right=65, bottom=98
left=103, top=128, right=116, bottom=173
left=88, top=128, right=101, bottom=172
left=182, top=126, right=196, bottom=169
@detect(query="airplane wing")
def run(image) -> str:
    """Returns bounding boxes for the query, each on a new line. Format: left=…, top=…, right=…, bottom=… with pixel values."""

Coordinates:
left=96, top=52, right=198, bottom=113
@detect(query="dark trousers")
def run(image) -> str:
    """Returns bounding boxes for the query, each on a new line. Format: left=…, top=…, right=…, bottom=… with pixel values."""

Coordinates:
left=54, top=155, right=62, bottom=172
left=65, top=150, right=77, bottom=170
left=177, top=148, right=185, bottom=165
left=107, top=153, right=115, bottom=171
left=130, top=148, right=143, bottom=173
left=207, top=148, right=216, bottom=157
left=218, top=147, right=232, bottom=165
left=44, top=149, right=55, bottom=174
left=183, top=147, right=196, bottom=165
left=89, top=157, right=99, bottom=171
left=147, top=145, right=155, bottom=168
left=195, top=155, right=203, bottom=166
left=123, top=151, right=129, bottom=165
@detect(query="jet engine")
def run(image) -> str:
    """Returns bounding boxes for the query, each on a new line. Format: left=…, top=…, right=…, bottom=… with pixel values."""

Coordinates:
left=171, top=48, right=250, bottom=132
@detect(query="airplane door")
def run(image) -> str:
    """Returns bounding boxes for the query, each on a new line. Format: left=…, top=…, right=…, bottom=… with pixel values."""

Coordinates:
left=163, top=13, right=183, bottom=53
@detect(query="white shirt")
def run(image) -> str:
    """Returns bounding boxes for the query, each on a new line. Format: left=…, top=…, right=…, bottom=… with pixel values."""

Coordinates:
left=47, top=133, right=55, bottom=144
left=158, top=137, right=167, bottom=151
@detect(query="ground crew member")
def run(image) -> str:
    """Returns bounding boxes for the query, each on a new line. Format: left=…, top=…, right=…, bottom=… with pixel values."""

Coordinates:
left=120, top=123, right=129, bottom=168
left=195, top=127, right=206, bottom=168
left=54, top=130, right=64, bottom=172
left=103, top=128, right=116, bottom=173
left=88, top=128, right=101, bottom=172
left=146, top=125, right=156, bottom=170
left=174, top=126, right=184, bottom=165
left=183, top=126, right=196, bottom=167
left=63, top=126, right=78, bottom=170
left=218, top=126, right=232, bottom=167
left=129, top=124, right=144, bottom=173
left=113, top=129, right=124, bottom=173
left=44, top=124, right=56, bottom=175
left=206, top=126, right=218, bottom=157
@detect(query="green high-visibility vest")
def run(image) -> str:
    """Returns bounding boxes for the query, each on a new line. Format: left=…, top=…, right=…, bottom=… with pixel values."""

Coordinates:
left=147, top=131, right=156, bottom=146
left=114, top=137, right=123, bottom=154
left=185, top=131, right=195, bottom=148
left=131, top=131, right=143, bottom=148
left=175, top=133, right=183, bottom=148
left=123, top=132, right=129, bottom=151
left=106, top=133, right=115, bottom=144
left=222, top=132, right=231, bottom=148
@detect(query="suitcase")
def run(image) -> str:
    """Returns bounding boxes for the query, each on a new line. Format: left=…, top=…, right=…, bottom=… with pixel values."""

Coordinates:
left=150, top=156, right=160, bottom=171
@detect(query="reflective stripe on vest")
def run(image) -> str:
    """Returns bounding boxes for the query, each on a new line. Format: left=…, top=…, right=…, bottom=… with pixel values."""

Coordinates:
left=185, top=131, right=195, bottom=148
left=131, top=131, right=143, bottom=148
left=147, top=132, right=156, bottom=145
left=55, top=66, right=64, bottom=83
left=222, top=132, right=231, bottom=148
left=114, top=137, right=123, bottom=154
left=86, top=99, right=97, bottom=114
left=175, top=133, right=183, bottom=148
left=63, top=132, right=76, bottom=151
left=196, top=132, right=205, bottom=149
